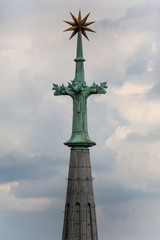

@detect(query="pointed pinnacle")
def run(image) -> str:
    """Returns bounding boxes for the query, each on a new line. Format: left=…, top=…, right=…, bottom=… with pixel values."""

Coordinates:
left=70, top=12, right=78, bottom=25
left=81, top=12, right=90, bottom=25
left=63, top=20, right=75, bottom=26
left=82, top=30, right=89, bottom=41
left=78, top=9, right=82, bottom=23
left=83, top=26, right=96, bottom=33
left=85, top=21, right=96, bottom=27
left=69, top=30, right=78, bottom=40
left=64, top=26, right=79, bottom=32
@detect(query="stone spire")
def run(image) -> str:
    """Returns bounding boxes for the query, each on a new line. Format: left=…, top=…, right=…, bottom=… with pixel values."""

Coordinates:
left=62, top=150, right=98, bottom=240
left=52, top=11, right=107, bottom=240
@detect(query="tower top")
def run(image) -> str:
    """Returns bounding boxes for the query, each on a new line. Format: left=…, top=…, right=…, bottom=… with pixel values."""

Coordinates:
left=64, top=10, right=96, bottom=40
left=52, top=11, right=107, bottom=150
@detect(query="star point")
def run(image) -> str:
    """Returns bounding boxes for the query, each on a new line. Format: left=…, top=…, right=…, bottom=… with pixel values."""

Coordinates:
left=64, top=10, right=96, bottom=40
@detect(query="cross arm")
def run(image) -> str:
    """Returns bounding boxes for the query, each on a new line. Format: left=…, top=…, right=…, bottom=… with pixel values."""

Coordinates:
left=87, top=81, right=108, bottom=96
left=52, top=79, right=87, bottom=97
left=52, top=83, right=74, bottom=96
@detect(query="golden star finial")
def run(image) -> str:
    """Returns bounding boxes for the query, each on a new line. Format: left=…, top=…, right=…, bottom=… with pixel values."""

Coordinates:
left=64, top=10, right=96, bottom=40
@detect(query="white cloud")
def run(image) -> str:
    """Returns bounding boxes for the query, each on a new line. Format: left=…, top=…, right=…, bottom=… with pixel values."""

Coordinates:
left=111, top=81, right=153, bottom=95
left=0, top=181, right=61, bottom=211
left=97, top=78, right=160, bottom=191
left=94, top=1, right=160, bottom=192
left=0, top=182, right=18, bottom=193
left=150, top=42, right=158, bottom=55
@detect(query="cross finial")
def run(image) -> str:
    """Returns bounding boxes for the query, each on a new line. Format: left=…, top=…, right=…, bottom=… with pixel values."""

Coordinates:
left=53, top=12, right=107, bottom=149
left=63, top=10, right=96, bottom=40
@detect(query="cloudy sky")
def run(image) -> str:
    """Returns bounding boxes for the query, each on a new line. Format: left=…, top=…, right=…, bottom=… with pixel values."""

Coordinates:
left=0, top=0, right=160, bottom=239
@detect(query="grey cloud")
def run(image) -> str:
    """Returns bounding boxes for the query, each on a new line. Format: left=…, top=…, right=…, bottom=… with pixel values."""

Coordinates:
left=14, top=177, right=66, bottom=199
left=125, top=2, right=159, bottom=19
left=88, top=97, right=128, bottom=142
left=147, top=82, right=160, bottom=99
left=97, top=198, right=160, bottom=240
left=0, top=66, right=72, bottom=156
left=1, top=0, right=58, bottom=20
left=97, top=2, right=159, bottom=31
left=95, top=184, right=160, bottom=205
left=91, top=146, right=117, bottom=173
left=126, top=129, right=160, bottom=142
left=1, top=207, right=63, bottom=240
left=93, top=2, right=159, bottom=89
left=0, top=154, right=34, bottom=183
left=126, top=58, right=148, bottom=76
left=0, top=152, right=66, bottom=183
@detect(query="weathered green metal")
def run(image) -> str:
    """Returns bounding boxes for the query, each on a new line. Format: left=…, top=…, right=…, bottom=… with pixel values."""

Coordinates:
left=53, top=33, right=107, bottom=149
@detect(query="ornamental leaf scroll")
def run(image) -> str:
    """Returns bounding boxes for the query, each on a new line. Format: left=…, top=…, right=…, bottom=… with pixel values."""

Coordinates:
left=52, top=80, right=107, bottom=97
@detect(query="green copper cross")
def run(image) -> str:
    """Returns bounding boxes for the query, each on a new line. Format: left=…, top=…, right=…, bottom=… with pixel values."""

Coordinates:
left=52, top=11, right=107, bottom=150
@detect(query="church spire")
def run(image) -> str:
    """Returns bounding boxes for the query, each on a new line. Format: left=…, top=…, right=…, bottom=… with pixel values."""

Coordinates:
left=52, top=11, right=108, bottom=240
